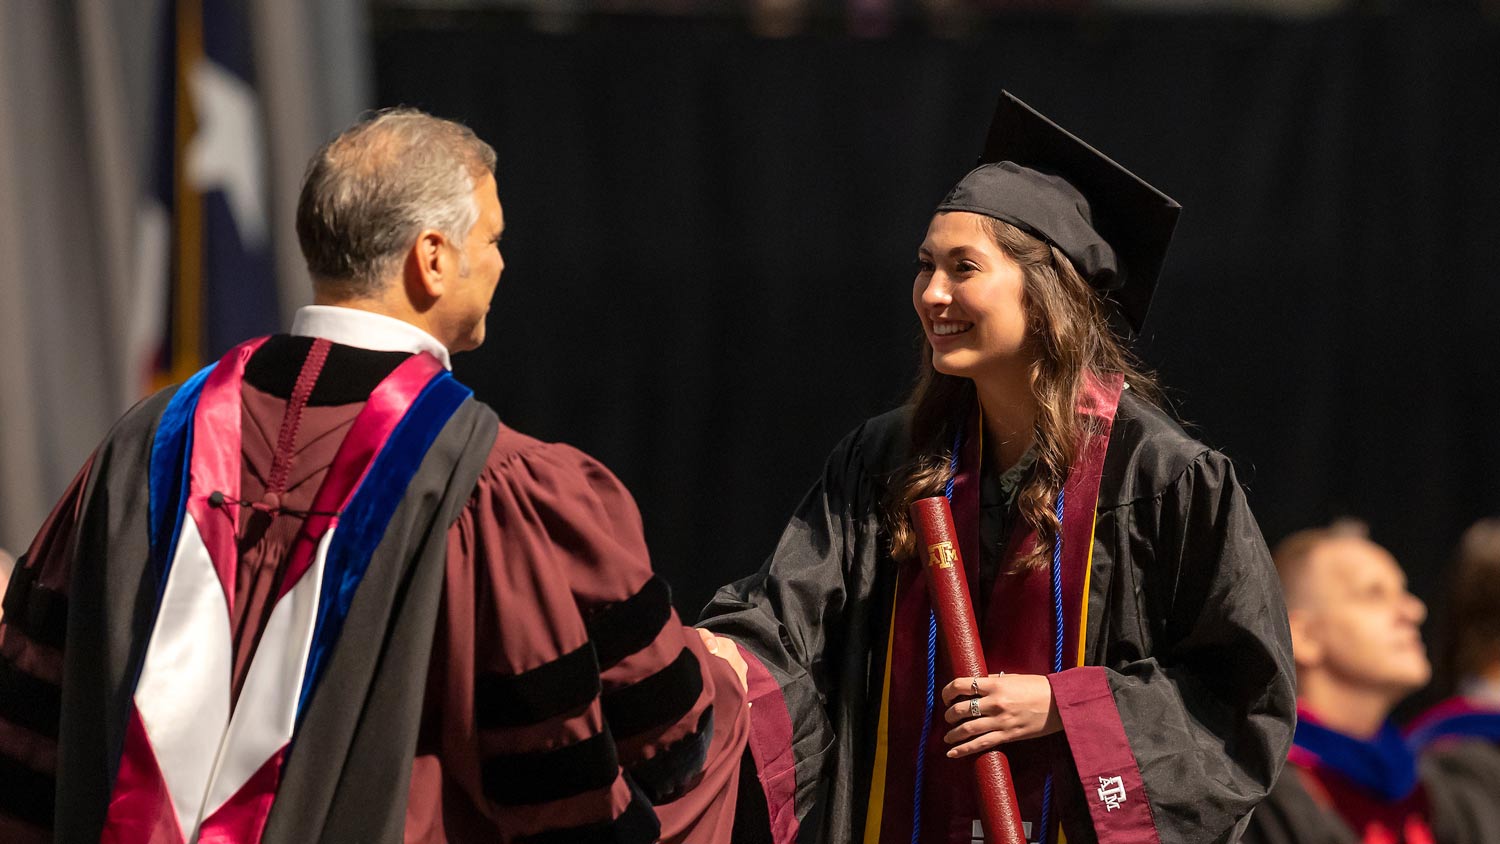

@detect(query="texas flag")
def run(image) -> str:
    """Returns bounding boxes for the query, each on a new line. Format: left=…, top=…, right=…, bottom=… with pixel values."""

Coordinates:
left=131, top=0, right=279, bottom=396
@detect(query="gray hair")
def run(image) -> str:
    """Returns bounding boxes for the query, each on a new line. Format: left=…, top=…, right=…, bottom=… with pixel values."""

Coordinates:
left=296, top=107, right=497, bottom=297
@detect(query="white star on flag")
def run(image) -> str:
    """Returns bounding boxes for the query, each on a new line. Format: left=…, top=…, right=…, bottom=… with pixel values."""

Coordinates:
left=184, top=58, right=269, bottom=249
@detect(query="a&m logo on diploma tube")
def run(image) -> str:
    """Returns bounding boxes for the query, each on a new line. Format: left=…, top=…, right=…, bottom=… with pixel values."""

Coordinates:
left=926, top=541, right=958, bottom=570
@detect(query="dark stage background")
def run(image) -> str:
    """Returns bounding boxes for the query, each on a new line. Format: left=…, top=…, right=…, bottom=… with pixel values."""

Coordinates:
left=374, top=9, right=1500, bottom=648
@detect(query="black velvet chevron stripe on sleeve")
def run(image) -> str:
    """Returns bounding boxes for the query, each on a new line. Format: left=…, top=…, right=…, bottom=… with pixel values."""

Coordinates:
left=517, top=776, right=660, bottom=844
left=627, top=708, right=715, bottom=805
left=0, top=658, right=61, bottom=739
left=0, top=753, right=55, bottom=830
left=585, top=576, right=672, bottom=670
left=475, top=642, right=601, bottom=729
left=2, top=561, right=68, bottom=650
left=481, top=729, right=622, bottom=806
left=600, top=647, right=703, bottom=739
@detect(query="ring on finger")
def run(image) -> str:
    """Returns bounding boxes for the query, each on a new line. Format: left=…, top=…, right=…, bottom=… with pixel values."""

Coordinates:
left=970, top=678, right=980, bottom=695
left=968, top=698, right=981, bottom=719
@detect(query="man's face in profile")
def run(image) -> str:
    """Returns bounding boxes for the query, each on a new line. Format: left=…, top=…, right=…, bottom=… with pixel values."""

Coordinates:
left=446, top=171, right=505, bottom=353
left=1291, top=537, right=1431, bottom=699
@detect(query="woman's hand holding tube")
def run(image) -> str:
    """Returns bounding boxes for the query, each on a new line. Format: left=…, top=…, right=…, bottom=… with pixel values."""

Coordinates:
left=940, top=673, right=1062, bottom=757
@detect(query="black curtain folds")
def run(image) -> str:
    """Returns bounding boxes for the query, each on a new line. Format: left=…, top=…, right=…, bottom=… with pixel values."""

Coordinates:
left=375, top=10, right=1500, bottom=631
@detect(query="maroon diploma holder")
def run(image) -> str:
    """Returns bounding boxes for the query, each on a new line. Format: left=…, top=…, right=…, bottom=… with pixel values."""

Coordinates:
left=910, top=496, right=1027, bottom=844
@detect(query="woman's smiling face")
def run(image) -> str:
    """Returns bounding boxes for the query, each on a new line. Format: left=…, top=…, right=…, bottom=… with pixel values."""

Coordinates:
left=913, top=211, right=1031, bottom=381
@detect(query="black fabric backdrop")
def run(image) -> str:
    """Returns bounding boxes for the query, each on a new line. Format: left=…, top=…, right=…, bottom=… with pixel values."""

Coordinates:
left=374, top=10, right=1500, bottom=663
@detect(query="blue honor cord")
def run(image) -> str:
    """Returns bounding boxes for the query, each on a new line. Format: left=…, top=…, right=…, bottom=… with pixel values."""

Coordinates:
left=1038, top=490, right=1065, bottom=844
left=915, top=425, right=1064, bottom=844
left=911, top=429, right=962, bottom=844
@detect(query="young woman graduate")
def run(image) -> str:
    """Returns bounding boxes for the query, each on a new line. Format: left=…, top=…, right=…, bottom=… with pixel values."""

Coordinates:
left=698, top=92, right=1297, bottom=844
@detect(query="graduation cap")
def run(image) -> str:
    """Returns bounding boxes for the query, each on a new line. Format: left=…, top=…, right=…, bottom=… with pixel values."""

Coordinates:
left=935, top=91, right=1181, bottom=333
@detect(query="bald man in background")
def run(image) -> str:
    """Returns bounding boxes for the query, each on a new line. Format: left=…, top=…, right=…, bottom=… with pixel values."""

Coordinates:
left=1244, top=523, right=1497, bottom=844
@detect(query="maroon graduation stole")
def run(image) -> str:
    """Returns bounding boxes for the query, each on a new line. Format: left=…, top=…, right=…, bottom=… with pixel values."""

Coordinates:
left=862, top=373, right=1122, bottom=844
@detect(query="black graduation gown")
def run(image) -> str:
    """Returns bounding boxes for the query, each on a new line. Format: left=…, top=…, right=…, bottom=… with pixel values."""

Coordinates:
left=1423, top=737, right=1500, bottom=791
left=700, top=390, right=1296, bottom=844
left=1421, top=740, right=1500, bottom=842
left=1242, top=757, right=1500, bottom=844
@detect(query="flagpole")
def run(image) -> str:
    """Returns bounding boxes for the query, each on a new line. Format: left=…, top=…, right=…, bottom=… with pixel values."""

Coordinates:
left=170, top=0, right=204, bottom=384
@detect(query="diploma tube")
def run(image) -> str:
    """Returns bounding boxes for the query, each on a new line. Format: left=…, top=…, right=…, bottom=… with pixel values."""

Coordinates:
left=910, top=496, right=1027, bottom=844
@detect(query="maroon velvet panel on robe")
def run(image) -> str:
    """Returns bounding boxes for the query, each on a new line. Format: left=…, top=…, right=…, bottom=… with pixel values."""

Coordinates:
left=231, top=384, right=359, bottom=700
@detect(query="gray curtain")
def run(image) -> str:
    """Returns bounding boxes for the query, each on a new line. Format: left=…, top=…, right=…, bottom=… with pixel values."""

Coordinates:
left=0, top=0, right=371, bottom=554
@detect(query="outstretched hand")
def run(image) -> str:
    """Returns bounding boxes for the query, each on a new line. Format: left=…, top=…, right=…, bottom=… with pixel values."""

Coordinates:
left=939, top=673, right=1061, bottom=758
left=696, top=628, right=750, bottom=693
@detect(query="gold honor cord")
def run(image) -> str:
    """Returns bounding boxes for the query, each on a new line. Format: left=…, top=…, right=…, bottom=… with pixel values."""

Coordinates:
left=861, top=588, right=901, bottom=844
left=1052, top=512, right=1099, bottom=844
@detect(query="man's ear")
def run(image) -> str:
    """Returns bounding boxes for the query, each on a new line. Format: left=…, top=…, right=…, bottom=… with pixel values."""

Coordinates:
left=410, top=228, right=451, bottom=300
left=1289, top=608, right=1323, bottom=671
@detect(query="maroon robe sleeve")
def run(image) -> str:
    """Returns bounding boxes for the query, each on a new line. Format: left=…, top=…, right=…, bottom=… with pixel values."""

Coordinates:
left=0, top=455, right=93, bottom=844
left=528, top=444, right=749, bottom=843
left=416, top=429, right=746, bottom=843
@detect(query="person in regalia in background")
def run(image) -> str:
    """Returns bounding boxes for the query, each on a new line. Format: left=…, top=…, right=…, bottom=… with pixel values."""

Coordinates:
left=1405, top=519, right=1500, bottom=827
left=0, top=108, right=749, bottom=844
left=1243, top=523, right=1498, bottom=844
left=0, top=548, right=12, bottom=614
left=698, top=91, right=1296, bottom=844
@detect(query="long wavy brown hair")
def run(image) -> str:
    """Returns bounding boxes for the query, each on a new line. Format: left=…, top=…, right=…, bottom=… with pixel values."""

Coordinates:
left=885, top=216, right=1162, bottom=570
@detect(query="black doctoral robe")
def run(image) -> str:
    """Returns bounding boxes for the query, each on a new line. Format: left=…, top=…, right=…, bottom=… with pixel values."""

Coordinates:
left=1243, top=756, right=1500, bottom=844
left=1404, top=697, right=1500, bottom=844
left=1420, top=741, right=1500, bottom=843
left=700, top=389, right=1296, bottom=844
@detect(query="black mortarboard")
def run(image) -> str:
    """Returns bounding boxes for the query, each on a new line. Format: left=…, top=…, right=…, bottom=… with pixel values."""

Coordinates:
left=935, top=91, right=1181, bottom=333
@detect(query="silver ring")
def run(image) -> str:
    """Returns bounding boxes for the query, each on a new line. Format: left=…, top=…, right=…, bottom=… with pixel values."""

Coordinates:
left=970, top=678, right=980, bottom=695
left=968, top=698, right=982, bottom=719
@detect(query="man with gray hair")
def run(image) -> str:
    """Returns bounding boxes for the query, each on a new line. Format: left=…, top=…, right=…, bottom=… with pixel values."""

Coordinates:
left=0, top=108, right=750, bottom=844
